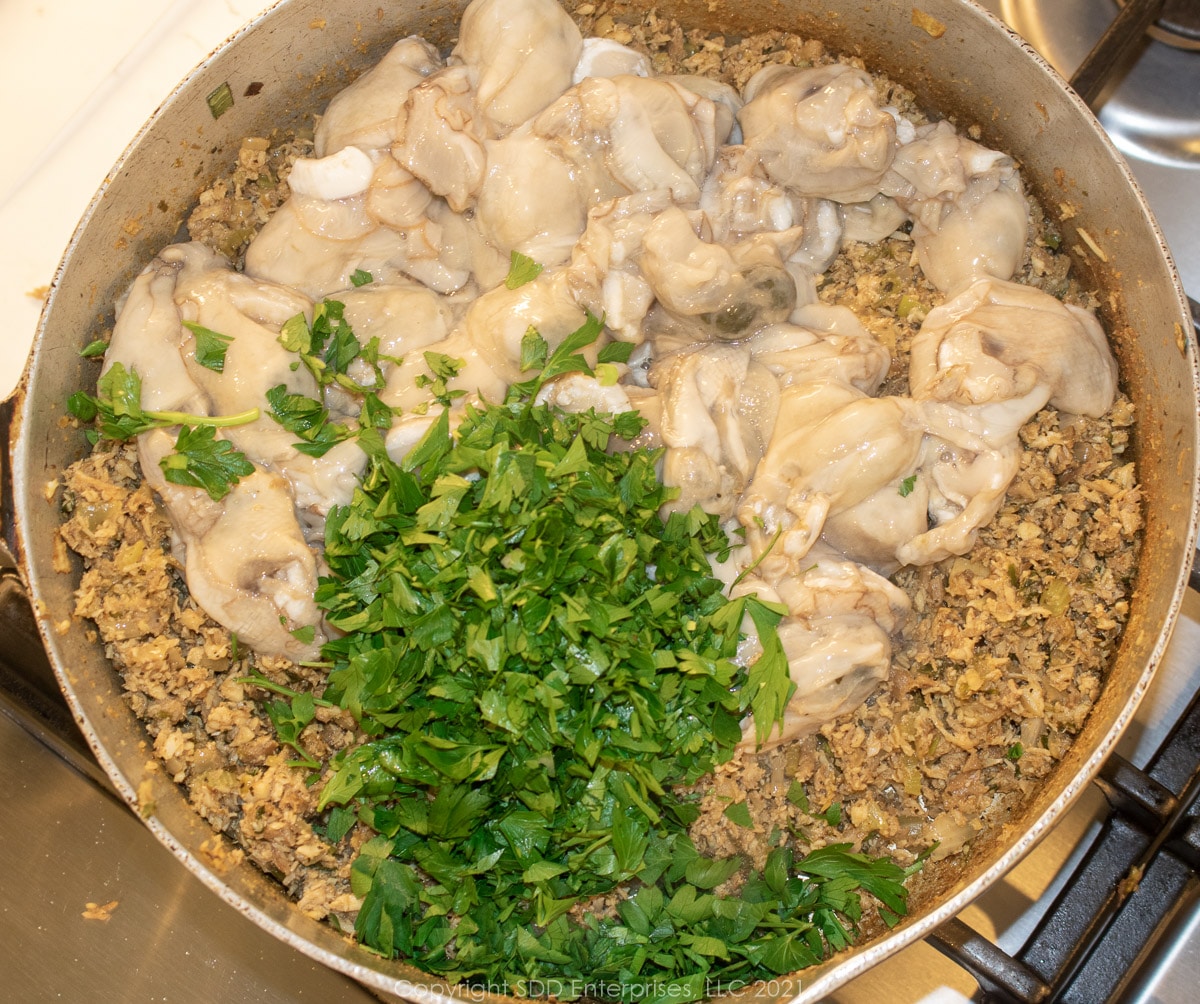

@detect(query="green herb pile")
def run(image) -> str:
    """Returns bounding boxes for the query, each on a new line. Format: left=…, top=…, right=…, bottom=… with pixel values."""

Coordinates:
left=264, top=321, right=919, bottom=1002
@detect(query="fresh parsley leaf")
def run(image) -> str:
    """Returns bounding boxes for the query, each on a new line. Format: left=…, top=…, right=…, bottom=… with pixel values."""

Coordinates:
left=66, top=391, right=99, bottom=424
left=278, top=312, right=314, bottom=356
left=159, top=425, right=255, bottom=500
left=70, top=363, right=157, bottom=440
left=898, top=473, right=918, bottom=497
left=509, top=313, right=606, bottom=399
left=539, top=312, right=605, bottom=385
left=356, top=335, right=403, bottom=388
left=739, top=596, right=796, bottom=746
left=79, top=338, right=109, bottom=358
left=519, top=325, right=548, bottom=372
left=265, top=383, right=353, bottom=457
left=350, top=268, right=374, bottom=287
left=797, top=843, right=909, bottom=916
left=361, top=392, right=397, bottom=430
left=262, top=691, right=319, bottom=769
left=505, top=250, right=544, bottom=289
left=596, top=340, right=635, bottom=364
left=786, top=779, right=810, bottom=812
left=290, top=624, right=317, bottom=645
left=325, top=321, right=361, bottom=378
left=412, top=352, right=466, bottom=410
left=723, top=801, right=754, bottom=828
left=182, top=321, right=234, bottom=372
left=323, top=805, right=358, bottom=844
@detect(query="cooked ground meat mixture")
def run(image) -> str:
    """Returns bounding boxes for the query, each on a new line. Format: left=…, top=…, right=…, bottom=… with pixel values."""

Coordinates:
left=56, top=0, right=1143, bottom=982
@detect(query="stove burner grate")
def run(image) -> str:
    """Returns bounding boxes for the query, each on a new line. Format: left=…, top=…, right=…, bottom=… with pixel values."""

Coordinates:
left=1119, top=0, right=1200, bottom=50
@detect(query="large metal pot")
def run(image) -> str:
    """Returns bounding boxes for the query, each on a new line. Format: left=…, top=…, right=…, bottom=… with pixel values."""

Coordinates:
left=5, top=0, right=1198, bottom=999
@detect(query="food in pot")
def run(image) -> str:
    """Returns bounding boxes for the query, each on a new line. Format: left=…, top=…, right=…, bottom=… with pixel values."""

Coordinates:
left=57, top=0, right=1142, bottom=998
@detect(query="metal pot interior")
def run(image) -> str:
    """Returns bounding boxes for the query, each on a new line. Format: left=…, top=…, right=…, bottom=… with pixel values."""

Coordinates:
left=11, top=0, right=1199, bottom=999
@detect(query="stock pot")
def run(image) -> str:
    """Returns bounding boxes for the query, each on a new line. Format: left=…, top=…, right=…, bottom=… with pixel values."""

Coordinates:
left=4, top=0, right=1198, bottom=999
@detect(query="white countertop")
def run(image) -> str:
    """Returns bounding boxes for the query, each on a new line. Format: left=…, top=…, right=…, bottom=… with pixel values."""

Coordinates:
left=0, top=0, right=278, bottom=401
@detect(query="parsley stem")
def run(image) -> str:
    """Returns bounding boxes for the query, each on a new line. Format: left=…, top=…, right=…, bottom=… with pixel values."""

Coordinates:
left=148, top=406, right=261, bottom=428
left=238, top=672, right=337, bottom=708
left=731, top=524, right=784, bottom=588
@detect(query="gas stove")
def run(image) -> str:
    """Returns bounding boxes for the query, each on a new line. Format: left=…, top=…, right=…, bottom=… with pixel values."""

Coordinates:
left=989, top=0, right=1200, bottom=299
left=1, top=1, right=1198, bottom=1001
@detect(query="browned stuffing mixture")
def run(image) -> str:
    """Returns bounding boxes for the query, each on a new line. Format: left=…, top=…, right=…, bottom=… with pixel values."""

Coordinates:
left=58, top=445, right=364, bottom=929
left=187, top=132, right=315, bottom=263
left=56, top=0, right=1143, bottom=974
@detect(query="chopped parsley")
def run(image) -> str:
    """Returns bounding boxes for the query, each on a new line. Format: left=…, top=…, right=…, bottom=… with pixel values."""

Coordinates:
left=278, top=298, right=378, bottom=392
left=267, top=298, right=402, bottom=451
left=786, top=780, right=810, bottom=812
left=78, top=338, right=109, bottom=358
left=898, top=474, right=918, bottom=497
left=411, top=351, right=468, bottom=412
left=505, top=250, right=544, bottom=289
left=265, top=384, right=354, bottom=457
left=159, top=424, right=255, bottom=500
left=255, top=322, right=922, bottom=1000
left=723, top=801, right=754, bottom=828
left=182, top=321, right=234, bottom=372
left=67, top=361, right=259, bottom=500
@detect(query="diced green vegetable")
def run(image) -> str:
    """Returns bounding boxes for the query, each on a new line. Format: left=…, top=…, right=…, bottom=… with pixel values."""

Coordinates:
left=205, top=82, right=234, bottom=119
left=1040, top=578, right=1071, bottom=616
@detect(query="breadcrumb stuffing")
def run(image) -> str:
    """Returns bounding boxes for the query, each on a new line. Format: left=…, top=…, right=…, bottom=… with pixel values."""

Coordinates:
left=59, top=442, right=365, bottom=921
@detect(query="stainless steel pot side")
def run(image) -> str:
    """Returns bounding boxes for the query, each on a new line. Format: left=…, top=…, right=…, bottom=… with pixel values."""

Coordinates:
left=5, top=1, right=1198, bottom=1000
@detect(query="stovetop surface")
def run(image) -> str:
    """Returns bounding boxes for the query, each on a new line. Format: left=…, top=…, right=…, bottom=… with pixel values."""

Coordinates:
left=2, top=1, right=1198, bottom=1001
left=993, top=0, right=1200, bottom=298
